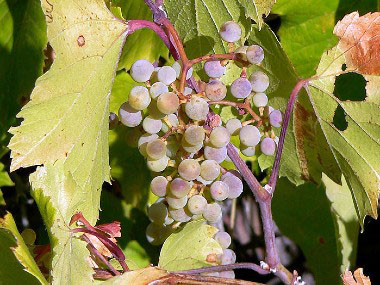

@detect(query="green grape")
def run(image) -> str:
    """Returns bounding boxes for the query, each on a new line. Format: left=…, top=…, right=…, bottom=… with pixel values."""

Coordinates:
left=169, top=207, right=192, bottom=222
left=225, top=118, right=242, bottom=136
left=239, top=125, right=261, bottom=146
left=150, top=82, right=169, bottom=100
left=200, top=160, right=220, bottom=181
left=143, top=116, right=163, bottom=134
left=185, top=97, right=209, bottom=121
left=146, top=139, right=167, bottom=160
left=119, top=102, right=142, bottom=127
left=147, top=100, right=166, bottom=120
left=131, top=60, right=154, bottom=82
left=151, top=176, right=168, bottom=197
left=203, top=203, right=222, bottom=223
left=147, top=155, right=169, bottom=172
left=138, top=133, right=159, bottom=157
left=178, top=159, right=201, bottom=181
left=219, top=21, right=241, bottom=43
left=249, top=71, right=269, bottom=93
left=166, top=138, right=180, bottom=158
left=157, top=66, right=177, bottom=85
left=182, top=138, right=203, bottom=154
left=240, top=144, right=256, bottom=157
left=204, top=145, right=227, bottom=163
left=246, top=44, right=264, bottom=65
left=128, top=86, right=151, bottom=111
left=252, top=93, right=268, bottom=107
left=210, top=181, right=229, bottom=201
left=187, top=195, right=207, bottom=215
left=148, top=200, right=168, bottom=224
left=209, top=126, right=230, bottom=148
left=219, top=249, right=236, bottom=265
left=184, top=125, right=205, bottom=145
left=166, top=195, right=188, bottom=209
left=205, top=80, right=227, bottom=101
left=214, top=231, right=231, bottom=249
left=157, top=92, right=180, bottom=114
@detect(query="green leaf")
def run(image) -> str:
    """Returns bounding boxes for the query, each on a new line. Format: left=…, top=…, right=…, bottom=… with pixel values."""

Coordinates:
left=273, top=177, right=356, bottom=285
left=272, top=0, right=339, bottom=77
left=239, top=0, right=276, bottom=29
left=0, top=162, right=13, bottom=188
left=164, top=0, right=251, bottom=60
left=0, top=0, right=47, bottom=138
left=306, top=46, right=380, bottom=225
left=159, top=219, right=222, bottom=271
left=8, top=0, right=127, bottom=283
left=0, top=212, right=47, bottom=285
left=323, top=174, right=359, bottom=272
left=113, top=0, right=168, bottom=71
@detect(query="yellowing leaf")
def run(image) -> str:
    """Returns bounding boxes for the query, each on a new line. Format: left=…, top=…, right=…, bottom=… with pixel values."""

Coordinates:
left=7, top=0, right=127, bottom=283
left=159, top=219, right=222, bottom=271
left=342, top=268, right=371, bottom=285
left=0, top=212, right=47, bottom=285
left=102, top=266, right=168, bottom=285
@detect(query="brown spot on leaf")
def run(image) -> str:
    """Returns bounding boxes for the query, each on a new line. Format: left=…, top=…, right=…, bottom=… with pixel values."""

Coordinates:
left=319, top=237, right=325, bottom=244
left=334, top=12, right=380, bottom=75
left=77, top=35, right=85, bottom=47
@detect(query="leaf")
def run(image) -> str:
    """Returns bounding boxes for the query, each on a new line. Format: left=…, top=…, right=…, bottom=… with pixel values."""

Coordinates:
left=0, top=162, right=13, bottom=188
left=273, top=178, right=347, bottom=284
left=271, top=0, right=339, bottom=77
left=7, top=0, right=127, bottom=283
left=307, top=43, right=380, bottom=225
left=164, top=0, right=251, bottom=60
left=239, top=0, right=276, bottom=29
left=0, top=0, right=47, bottom=138
left=159, top=219, right=222, bottom=271
left=342, top=268, right=371, bottom=285
left=102, top=266, right=169, bottom=285
left=0, top=212, right=47, bottom=285
left=334, top=12, right=380, bottom=75
left=113, top=0, right=168, bottom=71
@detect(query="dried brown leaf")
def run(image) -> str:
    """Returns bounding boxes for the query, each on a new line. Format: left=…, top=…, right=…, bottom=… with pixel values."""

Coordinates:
left=342, top=268, right=371, bottom=285
left=334, top=12, right=380, bottom=75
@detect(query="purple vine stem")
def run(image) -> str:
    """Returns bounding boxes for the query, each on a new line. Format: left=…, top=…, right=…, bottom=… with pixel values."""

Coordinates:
left=268, top=79, right=309, bottom=192
left=175, top=263, right=269, bottom=275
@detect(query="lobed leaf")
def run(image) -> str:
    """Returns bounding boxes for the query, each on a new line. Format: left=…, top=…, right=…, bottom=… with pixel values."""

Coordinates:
left=239, top=0, right=276, bottom=29
left=158, top=219, right=222, bottom=271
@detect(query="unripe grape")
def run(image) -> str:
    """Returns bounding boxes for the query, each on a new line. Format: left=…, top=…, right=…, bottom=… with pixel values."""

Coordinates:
left=182, top=139, right=203, bottom=154
left=128, top=86, right=151, bottom=110
left=150, top=82, right=169, bottom=99
left=170, top=178, right=191, bottom=198
left=260, top=137, right=276, bottom=156
left=146, top=222, right=163, bottom=245
left=157, top=66, right=177, bottom=85
left=221, top=171, right=243, bottom=199
left=252, top=93, right=268, bottom=107
left=214, top=231, right=231, bottom=249
left=109, top=112, right=119, bottom=129
left=185, top=97, right=209, bottom=121
left=200, top=160, right=220, bottom=181
left=219, top=21, right=241, bottom=43
left=148, top=201, right=168, bottom=224
left=204, top=145, right=227, bottom=164
left=169, top=207, right=191, bottom=222
left=187, top=195, right=207, bottom=215
left=146, top=139, right=167, bottom=160
left=184, top=125, right=205, bottom=145
left=249, top=71, right=269, bottom=92
left=147, top=100, right=166, bottom=119
left=138, top=133, right=159, bottom=157
left=203, top=203, right=222, bottom=223
left=225, top=118, right=242, bottom=136
left=219, top=249, right=236, bottom=265
left=209, top=126, right=230, bottom=148
left=184, top=87, right=194, bottom=95
left=178, top=159, right=201, bottom=181
left=166, top=195, right=188, bottom=209
left=205, top=80, right=227, bottom=101
left=246, top=45, right=264, bottom=65
left=147, top=155, right=169, bottom=172
left=269, top=110, right=283, bottom=128
left=240, top=145, right=256, bottom=157
left=157, top=92, right=179, bottom=114
left=119, top=102, right=142, bottom=127
left=143, top=116, right=162, bottom=134
left=151, top=176, right=168, bottom=197
left=231, top=77, right=252, bottom=99
left=239, top=125, right=261, bottom=146
left=204, top=60, right=226, bottom=78
left=210, top=181, right=229, bottom=201
left=131, top=60, right=154, bottom=82
left=166, top=138, right=179, bottom=158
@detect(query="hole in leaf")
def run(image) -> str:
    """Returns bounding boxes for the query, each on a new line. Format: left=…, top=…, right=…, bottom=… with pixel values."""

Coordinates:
left=333, top=105, right=348, bottom=131
left=334, top=72, right=366, bottom=101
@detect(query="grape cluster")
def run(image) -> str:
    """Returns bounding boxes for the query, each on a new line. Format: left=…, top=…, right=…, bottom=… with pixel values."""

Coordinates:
left=113, top=20, right=283, bottom=273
